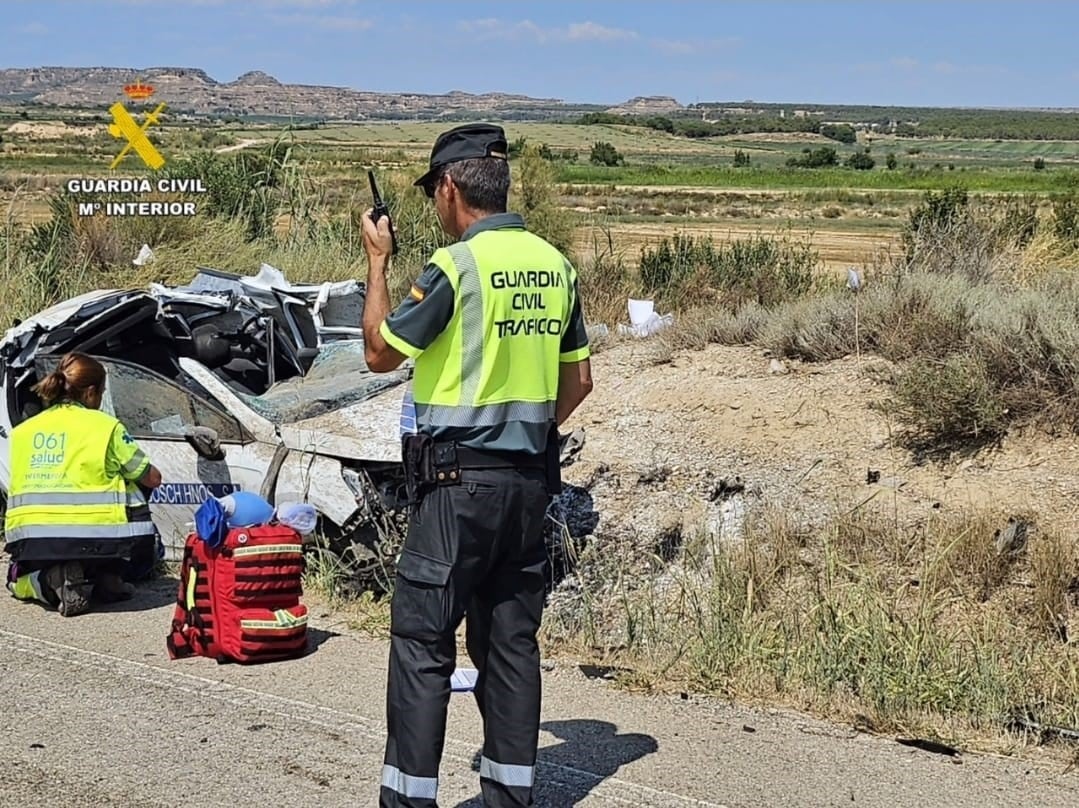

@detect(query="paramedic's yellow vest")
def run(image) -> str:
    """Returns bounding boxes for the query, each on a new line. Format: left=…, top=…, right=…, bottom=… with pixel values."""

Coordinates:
left=414, top=231, right=581, bottom=454
left=5, top=403, right=153, bottom=556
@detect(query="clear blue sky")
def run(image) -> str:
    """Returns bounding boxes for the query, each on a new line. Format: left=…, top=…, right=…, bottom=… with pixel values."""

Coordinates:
left=2, top=0, right=1076, bottom=108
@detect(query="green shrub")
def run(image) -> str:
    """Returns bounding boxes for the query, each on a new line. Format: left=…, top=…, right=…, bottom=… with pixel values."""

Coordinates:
left=906, top=186, right=969, bottom=239
left=899, top=187, right=1035, bottom=282
left=887, top=354, right=1008, bottom=450
left=759, top=292, right=857, bottom=362
left=867, top=274, right=976, bottom=362
left=638, top=230, right=819, bottom=309
left=508, top=136, right=528, bottom=158
left=847, top=150, right=875, bottom=170
left=820, top=123, right=857, bottom=144
left=787, top=147, right=838, bottom=168
left=993, top=196, right=1040, bottom=249
left=160, top=138, right=293, bottom=240
left=590, top=141, right=624, bottom=167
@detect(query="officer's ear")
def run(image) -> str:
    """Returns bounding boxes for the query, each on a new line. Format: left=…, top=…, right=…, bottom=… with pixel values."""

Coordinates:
left=441, top=173, right=458, bottom=203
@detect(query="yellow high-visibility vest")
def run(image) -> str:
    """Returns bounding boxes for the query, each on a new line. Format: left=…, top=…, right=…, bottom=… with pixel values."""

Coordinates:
left=4, top=403, right=155, bottom=553
left=411, top=230, right=582, bottom=454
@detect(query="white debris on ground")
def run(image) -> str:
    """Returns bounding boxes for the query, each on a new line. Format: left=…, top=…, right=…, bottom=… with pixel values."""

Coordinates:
left=132, top=243, right=155, bottom=266
left=616, top=298, right=674, bottom=338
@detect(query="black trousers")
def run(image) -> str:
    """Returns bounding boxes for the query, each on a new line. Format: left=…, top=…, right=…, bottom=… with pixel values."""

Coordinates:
left=381, top=466, right=550, bottom=808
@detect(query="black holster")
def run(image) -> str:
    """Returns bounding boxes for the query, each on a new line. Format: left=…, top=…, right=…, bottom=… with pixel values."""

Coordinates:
left=401, top=434, right=463, bottom=505
left=545, top=423, right=563, bottom=496
left=402, top=434, right=431, bottom=505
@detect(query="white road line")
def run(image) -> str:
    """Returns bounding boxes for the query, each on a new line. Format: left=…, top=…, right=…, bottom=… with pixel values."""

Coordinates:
left=0, top=628, right=726, bottom=808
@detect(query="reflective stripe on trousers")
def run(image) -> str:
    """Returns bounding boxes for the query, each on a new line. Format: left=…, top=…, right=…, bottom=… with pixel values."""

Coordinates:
left=381, top=766, right=438, bottom=802
left=480, top=757, right=534, bottom=789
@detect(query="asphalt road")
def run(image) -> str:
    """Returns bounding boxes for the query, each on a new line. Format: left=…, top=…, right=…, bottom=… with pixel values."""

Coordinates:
left=1, top=577, right=1077, bottom=808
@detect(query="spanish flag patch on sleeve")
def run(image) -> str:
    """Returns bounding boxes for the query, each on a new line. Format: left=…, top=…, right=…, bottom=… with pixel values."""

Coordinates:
left=409, top=284, right=425, bottom=302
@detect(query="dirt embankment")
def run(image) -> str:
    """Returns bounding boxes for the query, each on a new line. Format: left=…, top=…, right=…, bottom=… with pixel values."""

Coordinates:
left=560, top=338, right=1079, bottom=552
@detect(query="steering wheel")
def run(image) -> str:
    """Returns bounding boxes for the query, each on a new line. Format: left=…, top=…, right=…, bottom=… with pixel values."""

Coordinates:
left=225, top=313, right=271, bottom=360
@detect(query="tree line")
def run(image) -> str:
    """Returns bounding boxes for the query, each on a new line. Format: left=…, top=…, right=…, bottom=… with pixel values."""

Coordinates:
left=575, top=107, right=1079, bottom=142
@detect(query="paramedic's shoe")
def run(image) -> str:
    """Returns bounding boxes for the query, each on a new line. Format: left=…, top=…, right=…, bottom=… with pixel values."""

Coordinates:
left=45, top=561, right=92, bottom=617
left=95, top=572, right=136, bottom=603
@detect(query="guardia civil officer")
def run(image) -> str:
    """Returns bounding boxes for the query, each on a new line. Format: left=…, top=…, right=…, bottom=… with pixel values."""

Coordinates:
left=361, top=122, right=594, bottom=807
left=4, top=352, right=163, bottom=616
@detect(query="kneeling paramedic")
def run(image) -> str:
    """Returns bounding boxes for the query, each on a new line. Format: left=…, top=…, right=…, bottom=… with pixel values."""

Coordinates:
left=361, top=122, right=594, bottom=807
left=4, top=352, right=163, bottom=617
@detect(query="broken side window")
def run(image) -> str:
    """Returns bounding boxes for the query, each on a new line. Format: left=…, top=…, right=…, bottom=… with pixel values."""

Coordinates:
left=100, top=358, right=251, bottom=444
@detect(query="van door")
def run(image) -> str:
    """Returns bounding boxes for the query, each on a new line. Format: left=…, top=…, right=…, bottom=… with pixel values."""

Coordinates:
left=97, top=357, right=281, bottom=559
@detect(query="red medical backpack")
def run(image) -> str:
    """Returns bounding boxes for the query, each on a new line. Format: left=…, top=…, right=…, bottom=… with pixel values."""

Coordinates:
left=166, top=524, right=309, bottom=664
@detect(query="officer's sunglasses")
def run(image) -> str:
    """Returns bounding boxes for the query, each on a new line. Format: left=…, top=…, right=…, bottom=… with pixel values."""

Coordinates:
left=422, top=169, right=445, bottom=200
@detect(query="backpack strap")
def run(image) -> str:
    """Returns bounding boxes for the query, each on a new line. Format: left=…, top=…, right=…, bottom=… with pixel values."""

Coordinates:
left=166, top=539, right=198, bottom=659
left=166, top=537, right=216, bottom=659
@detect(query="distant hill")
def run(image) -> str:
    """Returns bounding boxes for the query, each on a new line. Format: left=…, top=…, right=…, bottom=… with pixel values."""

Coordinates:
left=605, top=96, right=683, bottom=116
left=0, top=66, right=649, bottom=121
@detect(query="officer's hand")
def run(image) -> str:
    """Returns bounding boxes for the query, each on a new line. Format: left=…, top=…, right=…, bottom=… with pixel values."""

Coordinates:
left=361, top=207, right=394, bottom=268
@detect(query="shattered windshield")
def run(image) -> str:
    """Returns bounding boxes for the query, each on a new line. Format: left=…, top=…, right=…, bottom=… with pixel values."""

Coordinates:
left=239, top=340, right=410, bottom=424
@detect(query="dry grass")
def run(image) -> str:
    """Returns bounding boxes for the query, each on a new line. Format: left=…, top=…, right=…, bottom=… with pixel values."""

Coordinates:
left=1030, top=529, right=1079, bottom=640
left=542, top=497, right=1079, bottom=749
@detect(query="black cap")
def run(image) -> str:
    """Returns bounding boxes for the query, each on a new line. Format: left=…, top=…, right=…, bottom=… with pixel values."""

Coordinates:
left=414, top=123, right=509, bottom=195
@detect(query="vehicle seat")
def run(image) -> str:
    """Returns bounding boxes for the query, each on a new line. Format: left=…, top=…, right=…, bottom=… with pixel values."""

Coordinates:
left=21, top=399, right=42, bottom=421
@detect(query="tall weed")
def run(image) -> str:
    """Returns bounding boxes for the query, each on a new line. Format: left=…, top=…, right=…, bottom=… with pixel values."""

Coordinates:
left=638, top=228, right=820, bottom=309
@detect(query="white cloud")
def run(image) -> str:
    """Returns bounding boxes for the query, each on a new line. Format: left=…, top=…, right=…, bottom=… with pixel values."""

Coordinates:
left=891, top=56, right=919, bottom=71
left=269, top=12, right=373, bottom=31
left=566, top=22, right=638, bottom=42
left=457, top=18, right=638, bottom=45
left=17, top=21, right=48, bottom=35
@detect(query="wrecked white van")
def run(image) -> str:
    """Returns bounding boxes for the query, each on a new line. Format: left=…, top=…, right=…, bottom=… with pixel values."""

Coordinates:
left=0, top=266, right=412, bottom=581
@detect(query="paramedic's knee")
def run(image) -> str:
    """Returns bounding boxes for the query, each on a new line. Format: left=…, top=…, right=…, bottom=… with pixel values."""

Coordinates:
left=124, top=534, right=163, bottom=582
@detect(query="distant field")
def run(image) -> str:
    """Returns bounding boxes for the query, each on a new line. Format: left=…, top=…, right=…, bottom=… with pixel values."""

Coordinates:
left=572, top=219, right=899, bottom=275
left=3, top=114, right=1078, bottom=271
left=225, top=121, right=730, bottom=156
left=4, top=116, right=1078, bottom=189
left=221, top=120, right=1079, bottom=163
left=553, top=163, right=1077, bottom=193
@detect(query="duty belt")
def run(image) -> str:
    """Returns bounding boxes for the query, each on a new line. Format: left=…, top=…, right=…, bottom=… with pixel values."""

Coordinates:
left=401, top=434, right=549, bottom=504
left=448, top=444, right=546, bottom=470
